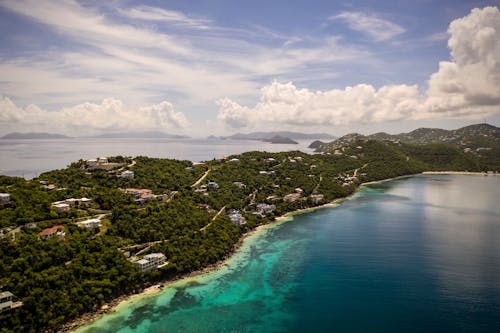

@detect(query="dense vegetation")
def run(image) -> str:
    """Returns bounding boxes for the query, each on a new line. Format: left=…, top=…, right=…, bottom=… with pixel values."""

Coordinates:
left=0, top=141, right=497, bottom=332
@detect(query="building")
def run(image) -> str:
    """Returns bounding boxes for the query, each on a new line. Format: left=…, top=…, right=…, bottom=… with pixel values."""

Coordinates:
left=284, top=193, right=301, bottom=203
left=76, top=218, right=102, bottom=231
left=233, top=182, right=246, bottom=188
left=0, top=193, right=11, bottom=205
left=118, top=170, right=135, bottom=179
left=86, top=157, right=123, bottom=171
left=125, top=188, right=156, bottom=204
left=256, top=203, right=276, bottom=214
left=131, top=253, right=168, bottom=272
left=310, top=194, right=324, bottom=204
left=39, top=225, right=65, bottom=240
left=52, top=202, right=71, bottom=213
left=228, top=158, right=240, bottom=163
left=259, top=171, right=275, bottom=176
left=208, top=182, right=219, bottom=190
left=228, top=210, right=246, bottom=225
left=0, top=291, right=23, bottom=313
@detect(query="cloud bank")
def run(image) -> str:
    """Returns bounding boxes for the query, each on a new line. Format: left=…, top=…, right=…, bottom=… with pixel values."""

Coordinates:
left=0, top=97, right=189, bottom=136
left=218, top=7, right=500, bottom=129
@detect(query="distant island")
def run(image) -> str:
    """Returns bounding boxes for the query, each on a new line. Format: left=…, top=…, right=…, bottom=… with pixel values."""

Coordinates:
left=262, top=135, right=298, bottom=144
left=89, top=131, right=190, bottom=139
left=222, top=131, right=335, bottom=141
left=1, top=132, right=70, bottom=140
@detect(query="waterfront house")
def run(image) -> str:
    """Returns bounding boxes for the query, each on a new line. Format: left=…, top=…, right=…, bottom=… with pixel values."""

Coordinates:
left=256, top=203, right=276, bottom=214
left=228, top=210, right=246, bottom=225
left=130, top=253, right=168, bottom=272
left=310, top=194, right=324, bottom=204
left=284, top=193, right=301, bottom=203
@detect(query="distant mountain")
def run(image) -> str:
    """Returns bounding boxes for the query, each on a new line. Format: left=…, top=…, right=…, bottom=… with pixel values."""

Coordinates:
left=315, top=124, right=500, bottom=152
left=262, top=135, right=298, bottom=144
left=89, top=131, right=190, bottom=139
left=224, top=131, right=335, bottom=141
left=308, top=140, right=326, bottom=149
left=1, top=132, right=70, bottom=139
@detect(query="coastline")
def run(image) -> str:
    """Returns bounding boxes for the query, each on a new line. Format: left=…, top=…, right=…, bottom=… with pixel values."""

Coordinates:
left=64, top=171, right=486, bottom=332
left=422, top=171, right=499, bottom=175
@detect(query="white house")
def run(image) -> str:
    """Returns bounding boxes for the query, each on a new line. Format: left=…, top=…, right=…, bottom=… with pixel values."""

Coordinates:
left=131, top=253, right=168, bottom=272
left=0, top=291, right=23, bottom=313
left=0, top=193, right=11, bottom=205
left=76, top=218, right=102, bottom=231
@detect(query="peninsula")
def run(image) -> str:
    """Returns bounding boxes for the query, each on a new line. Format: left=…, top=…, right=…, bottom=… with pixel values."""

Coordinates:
left=0, top=125, right=499, bottom=333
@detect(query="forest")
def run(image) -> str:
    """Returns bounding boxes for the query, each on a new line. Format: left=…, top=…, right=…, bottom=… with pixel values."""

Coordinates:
left=0, top=140, right=497, bottom=332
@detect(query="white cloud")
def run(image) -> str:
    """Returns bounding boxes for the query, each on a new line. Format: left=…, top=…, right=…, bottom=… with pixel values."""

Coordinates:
left=217, top=81, right=420, bottom=128
left=119, top=5, right=212, bottom=30
left=423, top=6, right=500, bottom=117
left=218, top=7, right=500, bottom=129
left=330, top=11, right=405, bottom=41
left=0, top=96, right=189, bottom=136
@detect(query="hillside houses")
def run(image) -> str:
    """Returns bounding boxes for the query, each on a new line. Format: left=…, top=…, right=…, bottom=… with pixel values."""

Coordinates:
left=52, top=197, right=92, bottom=213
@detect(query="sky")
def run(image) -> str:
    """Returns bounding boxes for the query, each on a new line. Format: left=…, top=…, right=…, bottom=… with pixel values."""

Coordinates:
left=0, top=0, right=499, bottom=137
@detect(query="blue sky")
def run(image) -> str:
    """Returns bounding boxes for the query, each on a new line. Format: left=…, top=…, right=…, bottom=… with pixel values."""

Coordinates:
left=0, top=0, right=499, bottom=136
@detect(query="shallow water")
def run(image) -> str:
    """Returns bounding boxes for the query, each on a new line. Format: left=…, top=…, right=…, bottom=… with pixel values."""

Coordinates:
left=77, top=174, right=500, bottom=333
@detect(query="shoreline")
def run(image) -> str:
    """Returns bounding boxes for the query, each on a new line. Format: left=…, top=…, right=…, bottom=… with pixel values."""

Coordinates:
left=422, top=171, right=499, bottom=175
left=65, top=171, right=487, bottom=332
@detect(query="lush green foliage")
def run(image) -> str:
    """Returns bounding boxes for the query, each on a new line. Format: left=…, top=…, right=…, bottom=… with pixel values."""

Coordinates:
left=0, top=143, right=496, bottom=332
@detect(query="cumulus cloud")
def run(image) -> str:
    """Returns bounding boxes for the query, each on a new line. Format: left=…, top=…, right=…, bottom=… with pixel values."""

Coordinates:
left=217, top=81, right=420, bottom=128
left=218, top=7, right=500, bottom=129
left=0, top=97, right=189, bottom=135
left=423, top=6, right=500, bottom=117
left=330, top=11, right=405, bottom=41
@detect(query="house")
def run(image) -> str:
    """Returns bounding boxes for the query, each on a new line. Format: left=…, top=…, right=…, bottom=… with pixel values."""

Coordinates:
left=125, top=188, right=156, bottom=204
left=86, top=157, right=123, bottom=171
left=259, top=171, right=275, bottom=176
left=333, top=150, right=343, bottom=156
left=229, top=158, right=240, bottom=163
left=64, top=197, right=92, bottom=208
left=284, top=193, right=301, bottom=203
left=118, top=170, right=135, bottom=179
left=0, top=193, right=11, bottom=205
left=310, top=194, right=324, bottom=204
left=52, top=202, right=71, bottom=213
left=76, top=218, right=102, bottom=231
left=208, top=182, right=219, bottom=190
left=295, top=188, right=304, bottom=194
left=228, top=210, right=246, bottom=225
left=0, top=291, right=23, bottom=313
left=39, top=225, right=65, bottom=240
left=266, top=195, right=281, bottom=202
left=130, top=253, right=168, bottom=272
left=256, top=203, right=276, bottom=214
left=233, top=182, right=246, bottom=188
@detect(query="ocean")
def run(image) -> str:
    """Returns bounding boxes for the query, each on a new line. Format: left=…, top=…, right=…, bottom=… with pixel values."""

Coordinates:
left=0, top=138, right=313, bottom=179
left=76, top=174, right=500, bottom=333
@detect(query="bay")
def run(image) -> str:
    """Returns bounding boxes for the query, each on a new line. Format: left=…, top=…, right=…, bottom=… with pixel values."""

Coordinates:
left=0, top=138, right=312, bottom=179
left=76, top=174, right=500, bottom=333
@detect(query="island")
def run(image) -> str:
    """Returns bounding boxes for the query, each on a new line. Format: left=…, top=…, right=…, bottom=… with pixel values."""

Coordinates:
left=262, top=135, right=298, bottom=144
left=1, top=132, right=70, bottom=139
left=0, top=123, right=498, bottom=333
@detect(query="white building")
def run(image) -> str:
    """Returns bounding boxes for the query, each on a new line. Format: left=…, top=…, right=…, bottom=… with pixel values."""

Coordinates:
left=76, top=218, right=102, bottom=231
left=0, top=291, right=23, bottom=313
left=118, top=170, right=135, bottom=179
left=132, top=253, right=168, bottom=272
left=228, top=210, right=246, bottom=225
left=0, top=193, right=11, bottom=205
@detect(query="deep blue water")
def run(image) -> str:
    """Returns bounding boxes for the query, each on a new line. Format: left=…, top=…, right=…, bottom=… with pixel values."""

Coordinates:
left=77, top=174, right=500, bottom=333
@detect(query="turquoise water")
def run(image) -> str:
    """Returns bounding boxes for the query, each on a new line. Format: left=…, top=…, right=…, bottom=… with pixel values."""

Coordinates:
left=77, top=174, right=500, bottom=333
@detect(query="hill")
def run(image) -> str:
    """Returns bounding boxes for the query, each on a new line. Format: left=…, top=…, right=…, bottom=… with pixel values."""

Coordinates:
left=224, top=131, right=335, bottom=141
left=316, top=124, right=500, bottom=152
left=1, top=132, right=70, bottom=139
left=262, top=135, right=298, bottom=144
